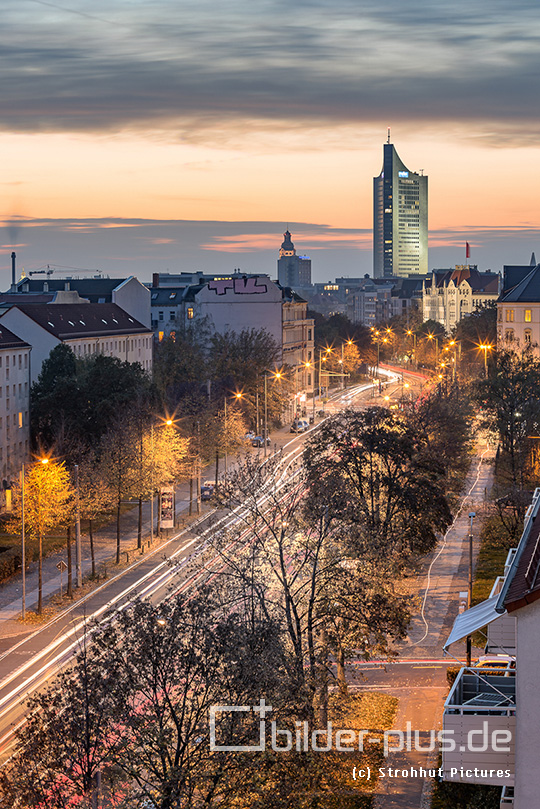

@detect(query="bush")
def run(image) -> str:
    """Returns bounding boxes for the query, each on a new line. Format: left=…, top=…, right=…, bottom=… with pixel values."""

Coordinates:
left=0, top=545, right=31, bottom=584
left=446, top=666, right=462, bottom=687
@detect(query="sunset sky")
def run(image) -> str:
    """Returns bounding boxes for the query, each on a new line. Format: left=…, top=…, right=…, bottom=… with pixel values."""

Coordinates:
left=1, top=0, right=539, bottom=284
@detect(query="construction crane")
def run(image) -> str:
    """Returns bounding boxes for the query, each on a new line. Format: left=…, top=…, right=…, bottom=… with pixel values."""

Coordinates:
left=28, top=264, right=104, bottom=278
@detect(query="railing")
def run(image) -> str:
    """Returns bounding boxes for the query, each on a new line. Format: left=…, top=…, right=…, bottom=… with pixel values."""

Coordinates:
left=442, top=668, right=515, bottom=786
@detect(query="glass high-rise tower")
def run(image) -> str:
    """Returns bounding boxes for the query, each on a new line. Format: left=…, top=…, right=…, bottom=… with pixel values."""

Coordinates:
left=373, top=138, right=428, bottom=278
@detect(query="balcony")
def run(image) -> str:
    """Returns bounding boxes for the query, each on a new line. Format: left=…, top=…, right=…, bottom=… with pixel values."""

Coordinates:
left=487, top=576, right=516, bottom=654
left=500, top=785, right=514, bottom=807
left=442, top=668, right=515, bottom=786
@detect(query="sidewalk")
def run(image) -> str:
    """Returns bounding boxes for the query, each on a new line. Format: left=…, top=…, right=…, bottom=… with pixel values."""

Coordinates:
left=0, top=423, right=300, bottom=635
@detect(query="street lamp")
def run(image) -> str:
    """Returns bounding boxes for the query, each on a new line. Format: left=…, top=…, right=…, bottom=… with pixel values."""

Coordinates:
left=467, top=511, right=476, bottom=666
left=150, top=416, right=176, bottom=539
left=37, top=457, right=49, bottom=615
left=427, top=333, right=439, bottom=365
left=479, top=343, right=493, bottom=376
left=406, top=329, right=417, bottom=368
left=223, top=391, right=243, bottom=473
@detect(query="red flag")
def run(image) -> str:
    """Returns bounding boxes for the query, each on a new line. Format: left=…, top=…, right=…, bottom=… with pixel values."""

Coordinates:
left=466, top=242, right=470, bottom=259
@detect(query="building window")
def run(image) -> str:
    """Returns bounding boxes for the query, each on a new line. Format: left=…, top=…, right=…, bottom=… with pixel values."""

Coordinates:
left=158, top=311, right=164, bottom=321
left=498, top=309, right=502, bottom=321
left=308, top=329, right=312, bottom=341
left=506, top=309, right=514, bottom=322
left=24, top=354, right=28, bottom=368
left=524, top=329, right=532, bottom=344
left=18, top=412, right=23, bottom=429
left=525, top=309, right=532, bottom=322
left=170, top=311, right=176, bottom=320
left=187, top=307, right=194, bottom=320
left=505, top=329, right=514, bottom=341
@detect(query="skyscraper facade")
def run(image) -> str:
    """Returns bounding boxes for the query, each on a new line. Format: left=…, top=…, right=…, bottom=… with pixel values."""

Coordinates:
left=277, top=230, right=311, bottom=288
left=373, top=138, right=428, bottom=278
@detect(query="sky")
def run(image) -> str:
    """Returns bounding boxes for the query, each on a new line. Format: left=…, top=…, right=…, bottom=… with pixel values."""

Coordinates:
left=1, top=0, right=539, bottom=286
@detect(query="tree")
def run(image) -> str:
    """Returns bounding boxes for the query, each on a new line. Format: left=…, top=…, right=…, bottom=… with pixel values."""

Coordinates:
left=137, top=420, right=191, bottom=544
left=31, top=348, right=156, bottom=457
left=30, top=344, right=80, bottom=453
left=209, top=328, right=280, bottom=392
left=322, top=562, right=410, bottom=695
left=408, top=383, right=473, bottom=489
left=304, top=407, right=452, bottom=561
left=453, top=301, right=497, bottom=368
left=153, top=319, right=211, bottom=411
left=76, top=453, right=116, bottom=578
left=8, top=459, right=72, bottom=614
left=98, top=417, right=139, bottom=564
left=212, top=452, right=411, bottom=723
left=0, top=591, right=290, bottom=809
left=475, top=346, right=540, bottom=491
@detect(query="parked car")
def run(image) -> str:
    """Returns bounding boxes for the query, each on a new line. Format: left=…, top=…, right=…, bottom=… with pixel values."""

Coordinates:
left=243, top=431, right=256, bottom=443
left=251, top=435, right=271, bottom=448
left=475, top=654, right=516, bottom=673
left=200, top=480, right=215, bottom=501
left=290, top=419, right=309, bottom=433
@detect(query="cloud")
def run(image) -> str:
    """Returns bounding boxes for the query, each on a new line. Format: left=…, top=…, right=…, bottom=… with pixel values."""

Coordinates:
left=1, top=0, right=539, bottom=144
left=0, top=216, right=537, bottom=288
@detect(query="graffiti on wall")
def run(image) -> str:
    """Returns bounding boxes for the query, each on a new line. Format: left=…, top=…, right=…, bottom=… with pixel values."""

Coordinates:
left=207, top=277, right=268, bottom=296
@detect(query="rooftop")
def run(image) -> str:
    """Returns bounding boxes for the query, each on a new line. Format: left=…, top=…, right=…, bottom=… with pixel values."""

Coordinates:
left=500, top=264, right=540, bottom=304
left=0, top=325, right=31, bottom=350
left=497, top=489, right=540, bottom=613
left=4, top=303, right=151, bottom=340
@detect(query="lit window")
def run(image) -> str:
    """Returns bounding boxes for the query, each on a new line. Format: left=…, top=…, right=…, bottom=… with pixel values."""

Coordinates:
left=525, top=309, right=532, bottom=322
left=506, top=309, right=514, bottom=322
left=18, top=412, right=23, bottom=428
left=187, top=307, right=194, bottom=320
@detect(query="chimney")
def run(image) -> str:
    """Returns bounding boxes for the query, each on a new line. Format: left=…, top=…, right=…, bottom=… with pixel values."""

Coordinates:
left=10, top=252, right=16, bottom=292
left=152, top=272, right=159, bottom=288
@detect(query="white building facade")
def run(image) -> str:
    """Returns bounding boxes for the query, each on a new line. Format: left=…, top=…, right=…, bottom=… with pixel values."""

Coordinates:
left=423, top=266, right=500, bottom=332
left=0, top=326, right=31, bottom=488
left=0, top=304, right=153, bottom=384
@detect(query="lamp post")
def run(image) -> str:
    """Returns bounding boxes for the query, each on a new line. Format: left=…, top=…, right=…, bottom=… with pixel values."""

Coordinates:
left=37, top=457, right=49, bottom=615
left=20, top=464, right=25, bottom=619
left=467, top=511, right=476, bottom=666
left=150, top=417, right=174, bottom=539
left=479, top=343, right=492, bottom=377
left=150, top=424, right=154, bottom=541
left=74, top=463, right=82, bottom=587
left=406, top=329, right=417, bottom=368
left=427, top=333, right=439, bottom=365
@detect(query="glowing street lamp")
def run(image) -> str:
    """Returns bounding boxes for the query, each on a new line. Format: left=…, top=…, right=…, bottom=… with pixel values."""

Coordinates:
left=479, top=343, right=493, bottom=376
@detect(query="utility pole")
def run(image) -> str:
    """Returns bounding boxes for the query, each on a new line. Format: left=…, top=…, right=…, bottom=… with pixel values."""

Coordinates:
left=74, top=464, right=82, bottom=587
left=264, top=373, right=268, bottom=457
left=224, top=397, right=228, bottom=476
left=196, top=422, right=201, bottom=515
left=21, top=465, right=25, bottom=619
left=150, top=426, right=154, bottom=541
left=467, top=511, right=476, bottom=666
